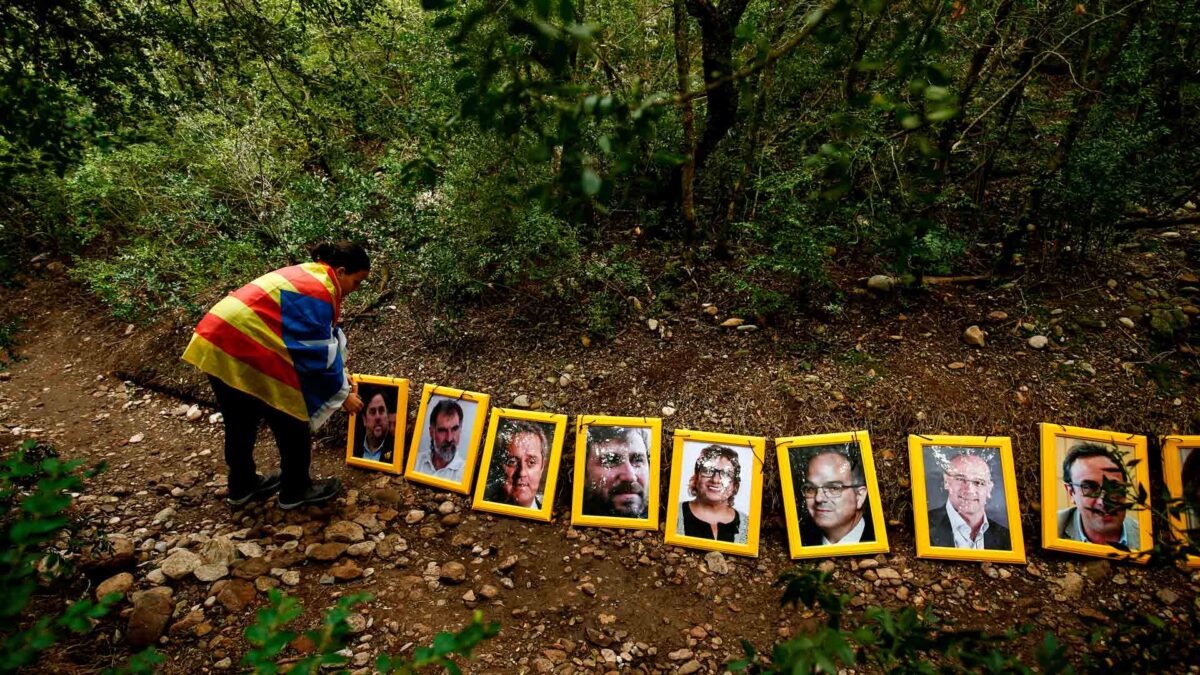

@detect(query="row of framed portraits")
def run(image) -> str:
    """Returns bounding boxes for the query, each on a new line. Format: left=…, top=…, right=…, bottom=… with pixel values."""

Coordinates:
left=346, top=375, right=1199, bottom=565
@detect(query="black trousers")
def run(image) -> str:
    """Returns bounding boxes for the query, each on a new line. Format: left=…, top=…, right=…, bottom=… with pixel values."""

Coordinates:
left=208, top=376, right=312, bottom=500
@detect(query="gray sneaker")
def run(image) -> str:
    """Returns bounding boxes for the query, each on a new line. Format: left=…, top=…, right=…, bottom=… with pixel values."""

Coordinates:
left=278, top=478, right=341, bottom=510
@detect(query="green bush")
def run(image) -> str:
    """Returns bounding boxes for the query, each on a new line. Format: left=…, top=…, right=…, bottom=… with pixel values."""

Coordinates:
left=0, top=440, right=160, bottom=674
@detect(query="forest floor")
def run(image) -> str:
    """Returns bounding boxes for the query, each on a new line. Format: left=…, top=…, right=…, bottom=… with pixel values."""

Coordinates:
left=2, top=225, right=1200, bottom=674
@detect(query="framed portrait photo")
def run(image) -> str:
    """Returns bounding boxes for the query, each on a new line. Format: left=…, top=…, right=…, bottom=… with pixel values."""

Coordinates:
left=404, top=384, right=491, bottom=494
left=908, top=435, right=1025, bottom=564
left=471, top=408, right=567, bottom=522
left=1039, top=424, right=1152, bottom=561
left=1162, top=435, right=1200, bottom=568
left=344, top=375, right=409, bottom=475
left=663, top=430, right=765, bottom=557
left=776, top=431, right=889, bottom=559
left=570, top=415, right=662, bottom=531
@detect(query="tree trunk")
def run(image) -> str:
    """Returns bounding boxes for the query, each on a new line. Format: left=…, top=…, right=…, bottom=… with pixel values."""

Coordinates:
left=674, top=0, right=698, bottom=238
left=936, top=0, right=1015, bottom=165
left=998, top=7, right=1143, bottom=270
left=685, top=0, right=751, bottom=169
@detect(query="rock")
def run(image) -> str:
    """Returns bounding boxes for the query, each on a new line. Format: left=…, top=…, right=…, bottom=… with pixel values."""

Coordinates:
left=876, top=567, right=900, bottom=581
left=232, top=557, right=272, bottom=579
left=1119, top=316, right=1136, bottom=329
left=325, top=521, right=365, bottom=544
left=169, top=609, right=205, bottom=635
left=736, top=324, right=758, bottom=332
left=185, top=405, right=203, bottom=422
left=208, top=412, right=223, bottom=424
left=151, top=507, right=176, bottom=526
left=1058, top=572, right=1084, bottom=599
left=199, top=538, right=238, bottom=566
left=126, top=587, right=173, bottom=647
left=236, top=542, right=264, bottom=559
left=345, top=613, right=368, bottom=634
left=478, top=584, right=499, bottom=600
left=678, top=660, right=703, bottom=674
left=96, top=572, right=134, bottom=600
left=255, top=576, right=280, bottom=593
left=1027, top=335, right=1049, bottom=349
left=347, top=541, right=376, bottom=557
left=719, top=317, right=744, bottom=328
left=440, top=562, right=467, bottom=584
left=661, top=405, right=676, bottom=417
left=128, top=433, right=145, bottom=444
left=462, top=589, right=477, bottom=605
left=194, top=563, right=230, bottom=582
left=867, top=275, right=894, bottom=293
left=531, top=658, right=555, bottom=673
left=704, top=551, right=730, bottom=575
left=986, top=310, right=1008, bottom=323
left=947, top=362, right=967, bottom=370
left=305, top=543, right=348, bottom=562
left=274, top=525, right=304, bottom=542
left=498, top=555, right=519, bottom=572
left=281, top=570, right=301, bottom=586
left=962, top=325, right=986, bottom=347
left=213, top=657, right=232, bottom=669
left=512, top=395, right=532, bottom=408
left=160, top=550, right=203, bottom=580
left=330, top=560, right=363, bottom=581
left=214, top=579, right=256, bottom=612
left=405, top=510, right=426, bottom=524
left=648, top=319, right=659, bottom=331
left=438, top=501, right=456, bottom=515
left=1157, top=588, right=1178, bottom=605
left=578, top=583, right=596, bottom=597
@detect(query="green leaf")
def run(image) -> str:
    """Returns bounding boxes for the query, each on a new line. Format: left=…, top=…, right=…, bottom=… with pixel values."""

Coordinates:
left=581, top=168, right=601, bottom=196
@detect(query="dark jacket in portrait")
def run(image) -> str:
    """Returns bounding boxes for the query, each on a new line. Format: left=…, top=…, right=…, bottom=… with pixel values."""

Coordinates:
left=927, top=505, right=1011, bottom=551
left=799, top=498, right=876, bottom=547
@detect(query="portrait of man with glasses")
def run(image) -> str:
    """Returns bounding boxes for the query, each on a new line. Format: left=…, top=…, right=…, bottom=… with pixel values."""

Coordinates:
left=1056, top=442, right=1140, bottom=547
left=792, top=443, right=876, bottom=546
left=925, top=448, right=1011, bottom=551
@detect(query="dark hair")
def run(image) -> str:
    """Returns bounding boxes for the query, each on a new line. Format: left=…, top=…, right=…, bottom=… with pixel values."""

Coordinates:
left=499, top=420, right=549, bottom=465
left=688, top=444, right=741, bottom=507
left=1062, top=442, right=1125, bottom=482
left=586, top=426, right=650, bottom=454
left=429, top=398, right=464, bottom=425
left=311, top=241, right=370, bottom=273
left=357, top=384, right=396, bottom=419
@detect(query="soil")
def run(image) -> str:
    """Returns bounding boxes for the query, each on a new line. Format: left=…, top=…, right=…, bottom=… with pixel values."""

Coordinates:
left=2, top=227, right=1199, bottom=674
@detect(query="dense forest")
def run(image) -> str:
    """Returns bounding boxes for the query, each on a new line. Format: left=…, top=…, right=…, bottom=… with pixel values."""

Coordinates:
left=3, top=0, right=1198, bottom=333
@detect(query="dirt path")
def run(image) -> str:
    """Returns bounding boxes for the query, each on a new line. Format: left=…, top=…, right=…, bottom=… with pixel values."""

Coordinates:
left=2, top=238, right=1199, bottom=672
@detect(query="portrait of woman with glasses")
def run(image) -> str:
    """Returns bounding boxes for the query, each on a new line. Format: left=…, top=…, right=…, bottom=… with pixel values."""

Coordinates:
left=676, top=444, right=750, bottom=544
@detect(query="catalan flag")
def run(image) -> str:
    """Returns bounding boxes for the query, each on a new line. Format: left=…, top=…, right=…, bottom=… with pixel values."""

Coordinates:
left=182, top=262, right=350, bottom=431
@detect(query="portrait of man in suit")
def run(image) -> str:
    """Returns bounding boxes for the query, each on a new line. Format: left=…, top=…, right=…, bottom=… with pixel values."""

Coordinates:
left=926, top=449, right=1011, bottom=551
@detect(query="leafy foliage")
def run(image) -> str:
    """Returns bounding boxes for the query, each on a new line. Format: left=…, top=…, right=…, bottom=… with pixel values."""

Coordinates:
left=242, top=590, right=498, bottom=675
left=0, top=441, right=159, bottom=674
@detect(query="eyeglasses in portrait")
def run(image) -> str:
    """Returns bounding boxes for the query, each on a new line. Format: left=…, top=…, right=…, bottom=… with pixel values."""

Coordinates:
left=664, top=430, right=765, bottom=557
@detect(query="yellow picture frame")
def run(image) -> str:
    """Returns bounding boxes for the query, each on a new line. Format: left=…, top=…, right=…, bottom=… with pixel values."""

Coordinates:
left=1161, top=435, right=1200, bottom=568
left=344, top=374, right=409, bottom=475
left=776, top=431, right=890, bottom=559
left=663, top=429, right=765, bottom=557
left=908, top=435, right=1025, bottom=564
left=404, top=384, right=491, bottom=494
left=570, top=415, right=662, bottom=531
left=470, top=408, right=567, bottom=522
left=1039, top=423, right=1152, bottom=561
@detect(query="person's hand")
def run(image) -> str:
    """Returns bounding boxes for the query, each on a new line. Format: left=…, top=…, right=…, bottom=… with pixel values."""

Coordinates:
left=342, top=382, right=363, bottom=414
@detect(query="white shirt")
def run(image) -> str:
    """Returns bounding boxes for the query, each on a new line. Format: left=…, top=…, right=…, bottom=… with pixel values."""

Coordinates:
left=823, top=514, right=866, bottom=545
left=945, top=500, right=989, bottom=549
left=413, top=444, right=466, bottom=482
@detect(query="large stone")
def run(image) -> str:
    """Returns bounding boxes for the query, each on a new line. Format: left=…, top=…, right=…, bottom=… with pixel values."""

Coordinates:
left=232, top=556, right=272, bottom=579
left=126, top=587, right=172, bottom=647
left=274, top=525, right=304, bottom=542
left=440, top=562, right=467, bottom=584
left=330, top=560, right=363, bottom=581
left=236, top=542, right=264, bottom=559
left=1058, top=572, right=1084, bottom=599
left=199, top=538, right=238, bottom=566
left=347, top=541, right=376, bottom=557
left=1028, top=335, right=1049, bottom=350
left=325, top=521, right=365, bottom=544
left=704, top=551, right=730, bottom=575
left=160, top=550, right=203, bottom=580
left=962, top=325, right=986, bottom=347
left=867, top=275, right=894, bottom=293
left=305, top=543, right=348, bottom=562
left=214, top=579, right=256, bottom=612
left=194, top=563, right=229, bottom=582
left=96, top=572, right=134, bottom=600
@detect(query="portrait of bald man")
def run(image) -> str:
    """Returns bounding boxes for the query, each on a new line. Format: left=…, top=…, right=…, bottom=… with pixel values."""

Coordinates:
left=924, top=447, right=1012, bottom=551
